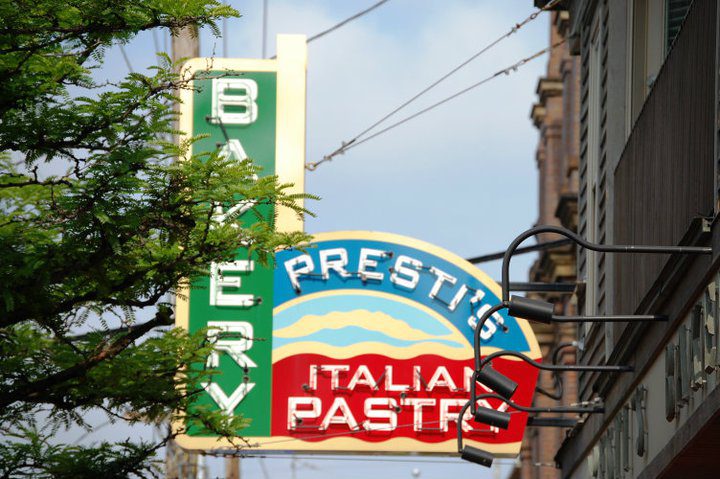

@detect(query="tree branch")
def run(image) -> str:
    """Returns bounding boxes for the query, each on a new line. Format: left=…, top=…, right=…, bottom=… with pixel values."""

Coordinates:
left=0, top=178, right=72, bottom=189
left=0, top=307, right=174, bottom=409
left=69, top=312, right=173, bottom=341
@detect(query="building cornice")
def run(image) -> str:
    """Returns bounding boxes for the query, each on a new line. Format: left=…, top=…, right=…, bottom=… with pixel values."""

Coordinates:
left=536, top=77, right=564, bottom=103
left=530, top=103, right=547, bottom=129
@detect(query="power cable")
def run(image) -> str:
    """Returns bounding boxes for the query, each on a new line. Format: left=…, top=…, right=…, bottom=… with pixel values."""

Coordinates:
left=119, top=44, right=134, bottom=73
left=258, top=457, right=271, bottom=479
left=72, top=419, right=113, bottom=445
left=262, top=0, right=269, bottom=58
left=308, top=0, right=563, bottom=170
left=269, top=0, right=391, bottom=59
left=243, top=456, right=477, bottom=465
left=152, top=29, right=161, bottom=56
left=351, top=0, right=562, bottom=142
left=223, top=17, right=229, bottom=57
left=228, top=414, right=504, bottom=449
left=254, top=419, right=443, bottom=446
left=307, top=0, right=390, bottom=44
left=307, top=39, right=566, bottom=170
left=207, top=453, right=519, bottom=466
left=467, top=238, right=574, bottom=264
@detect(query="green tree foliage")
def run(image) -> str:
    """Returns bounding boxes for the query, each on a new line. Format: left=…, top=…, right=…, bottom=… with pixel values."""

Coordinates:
left=0, top=0, right=313, bottom=476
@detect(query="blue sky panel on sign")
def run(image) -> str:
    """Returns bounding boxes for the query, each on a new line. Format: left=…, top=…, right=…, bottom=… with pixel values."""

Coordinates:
left=274, top=239, right=529, bottom=352
left=273, top=293, right=468, bottom=350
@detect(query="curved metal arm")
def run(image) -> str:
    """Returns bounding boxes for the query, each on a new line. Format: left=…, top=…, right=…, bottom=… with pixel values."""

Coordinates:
left=473, top=302, right=508, bottom=371
left=501, top=225, right=712, bottom=302
left=457, top=399, right=472, bottom=452
left=470, top=302, right=510, bottom=414
left=552, top=341, right=576, bottom=366
left=457, top=393, right=604, bottom=452
left=478, top=349, right=633, bottom=373
left=471, top=348, right=630, bottom=411
left=535, top=341, right=576, bottom=400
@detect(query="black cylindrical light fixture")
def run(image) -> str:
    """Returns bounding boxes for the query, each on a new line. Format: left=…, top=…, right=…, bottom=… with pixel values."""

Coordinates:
left=474, top=406, right=511, bottom=429
left=461, top=446, right=494, bottom=467
left=508, top=295, right=554, bottom=324
left=476, top=365, right=518, bottom=400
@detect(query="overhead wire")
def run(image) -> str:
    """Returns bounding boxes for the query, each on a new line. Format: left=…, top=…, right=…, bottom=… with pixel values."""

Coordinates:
left=467, top=238, right=574, bottom=264
left=258, top=457, right=271, bottom=479
left=224, top=17, right=229, bottom=57
left=238, top=455, right=490, bottom=465
left=206, top=414, right=503, bottom=450
left=119, top=44, right=134, bottom=73
left=306, top=0, right=390, bottom=44
left=152, top=29, right=161, bottom=57
left=253, top=419, right=444, bottom=446
left=307, top=39, right=567, bottom=170
left=350, top=0, right=562, bottom=142
left=205, top=453, right=519, bottom=466
left=262, top=0, right=269, bottom=58
left=269, top=0, right=391, bottom=59
left=307, top=0, right=564, bottom=171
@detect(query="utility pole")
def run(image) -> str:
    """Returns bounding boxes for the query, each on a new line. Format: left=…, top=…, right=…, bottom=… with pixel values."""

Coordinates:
left=171, top=26, right=200, bottom=64
left=262, top=0, right=269, bottom=58
left=225, top=457, right=240, bottom=479
left=166, top=24, right=201, bottom=479
left=170, top=25, right=199, bottom=133
left=169, top=23, right=242, bottom=479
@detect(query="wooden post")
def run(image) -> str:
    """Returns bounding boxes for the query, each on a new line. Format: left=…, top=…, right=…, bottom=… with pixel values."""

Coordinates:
left=171, top=26, right=200, bottom=64
left=170, top=25, right=199, bottom=135
left=225, top=457, right=240, bottom=479
left=166, top=25, right=201, bottom=479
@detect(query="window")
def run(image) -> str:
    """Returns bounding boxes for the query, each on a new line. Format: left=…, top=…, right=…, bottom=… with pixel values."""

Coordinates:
left=666, top=0, right=692, bottom=50
left=628, top=0, right=667, bottom=124
left=586, top=21, right=602, bottom=317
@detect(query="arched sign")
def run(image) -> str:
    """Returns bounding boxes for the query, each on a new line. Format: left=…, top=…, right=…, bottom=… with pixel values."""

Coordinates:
left=271, top=231, right=540, bottom=455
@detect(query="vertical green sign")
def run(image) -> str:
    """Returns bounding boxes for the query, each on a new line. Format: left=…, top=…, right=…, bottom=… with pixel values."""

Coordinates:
left=187, top=71, right=277, bottom=437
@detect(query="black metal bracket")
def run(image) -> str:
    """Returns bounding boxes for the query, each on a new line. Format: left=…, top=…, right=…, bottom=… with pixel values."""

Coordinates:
left=526, top=417, right=578, bottom=428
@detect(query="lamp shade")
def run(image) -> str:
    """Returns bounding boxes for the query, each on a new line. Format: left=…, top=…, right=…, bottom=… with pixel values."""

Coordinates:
left=508, top=295, right=554, bottom=324
left=474, top=406, right=511, bottom=429
left=461, top=446, right=494, bottom=467
left=476, top=365, right=518, bottom=399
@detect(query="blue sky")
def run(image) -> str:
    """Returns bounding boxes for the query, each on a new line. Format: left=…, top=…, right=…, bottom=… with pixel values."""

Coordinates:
left=86, top=0, right=549, bottom=477
left=102, top=0, right=547, bottom=284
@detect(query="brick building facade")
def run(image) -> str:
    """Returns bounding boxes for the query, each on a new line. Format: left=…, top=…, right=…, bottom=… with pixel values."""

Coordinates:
left=510, top=7, right=580, bottom=479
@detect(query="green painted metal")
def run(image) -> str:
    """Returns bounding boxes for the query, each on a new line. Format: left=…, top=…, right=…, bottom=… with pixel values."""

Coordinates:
left=187, top=71, right=278, bottom=437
